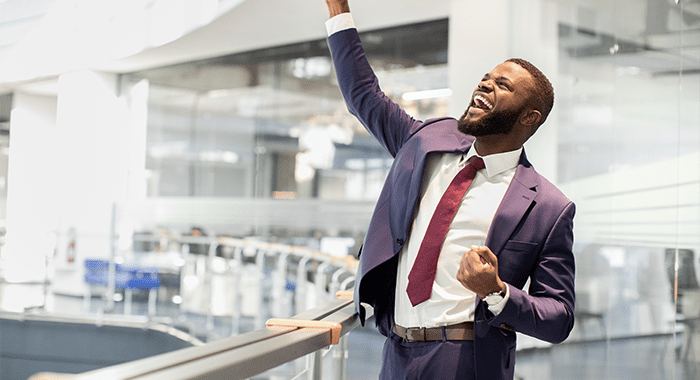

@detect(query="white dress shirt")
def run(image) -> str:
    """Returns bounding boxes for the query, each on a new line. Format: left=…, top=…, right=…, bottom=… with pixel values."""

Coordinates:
left=326, top=13, right=519, bottom=328
left=394, top=147, right=519, bottom=328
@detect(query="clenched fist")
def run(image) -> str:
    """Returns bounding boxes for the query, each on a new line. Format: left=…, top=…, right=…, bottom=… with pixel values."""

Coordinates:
left=456, top=245, right=506, bottom=299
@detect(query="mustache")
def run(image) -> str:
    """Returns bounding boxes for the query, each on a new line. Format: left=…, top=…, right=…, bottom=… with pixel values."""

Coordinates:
left=458, top=107, right=471, bottom=122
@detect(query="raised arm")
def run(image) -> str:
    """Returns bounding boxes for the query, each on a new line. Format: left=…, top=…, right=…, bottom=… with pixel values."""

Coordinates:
left=325, top=0, right=350, bottom=18
left=325, top=1, right=422, bottom=157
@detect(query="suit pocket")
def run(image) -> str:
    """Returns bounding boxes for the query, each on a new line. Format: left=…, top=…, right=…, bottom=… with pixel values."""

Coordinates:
left=502, top=240, right=538, bottom=253
left=498, top=240, right=538, bottom=286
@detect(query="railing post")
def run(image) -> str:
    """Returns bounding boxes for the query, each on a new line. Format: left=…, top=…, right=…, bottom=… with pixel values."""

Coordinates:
left=124, top=288, right=132, bottom=315
left=231, top=246, right=243, bottom=336
left=148, top=288, right=157, bottom=317
left=83, top=279, right=91, bottom=312
left=329, top=268, right=347, bottom=300
left=255, top=248, right=274, bottom=330
left=179, top=242, right=190, bottom=316
left=206, top=238, right=219, bottom=334
left=296, top=254, right=312, bottom=314
left=339, top=276, right=355, bottom=293
left=308, top=349, right=323, bottom=380
left=273, top=248, right=291, bottom=318
left=107, top=204, right=118, bottom=313
left=337, top=335, right=349, bottom=380
left=316, top=261, right=332, bottom=305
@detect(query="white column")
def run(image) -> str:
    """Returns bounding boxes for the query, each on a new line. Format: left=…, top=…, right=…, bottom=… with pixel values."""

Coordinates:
left=124, top=79, right=150, bottom=203
left=1, top=92, right=59, bottom=283
left=449, top=0, right=559, bottom=182
left=50, top=70, right=132, bottom=295
left=448, top=0, right=510, bottom=120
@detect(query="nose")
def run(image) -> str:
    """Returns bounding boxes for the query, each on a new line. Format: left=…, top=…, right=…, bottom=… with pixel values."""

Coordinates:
left=477, top=79, right=493, bottom=92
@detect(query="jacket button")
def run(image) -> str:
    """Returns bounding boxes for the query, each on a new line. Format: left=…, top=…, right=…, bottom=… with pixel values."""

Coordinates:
left=397, top=238, right=404, bottom=245
left=499, top=323, right=514, bottom=331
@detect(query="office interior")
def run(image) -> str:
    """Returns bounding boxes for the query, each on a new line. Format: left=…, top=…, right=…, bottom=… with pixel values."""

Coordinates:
left=0, top=0, right=699, bottom=379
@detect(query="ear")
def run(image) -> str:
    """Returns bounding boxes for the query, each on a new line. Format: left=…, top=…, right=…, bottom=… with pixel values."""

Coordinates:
left=520, top=109, right=542, bottom=128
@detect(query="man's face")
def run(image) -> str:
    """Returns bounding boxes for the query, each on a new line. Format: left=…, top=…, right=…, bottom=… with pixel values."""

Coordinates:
left=457, top=62, right=533, bottom=137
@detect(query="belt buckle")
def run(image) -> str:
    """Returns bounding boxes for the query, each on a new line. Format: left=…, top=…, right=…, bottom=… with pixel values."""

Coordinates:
left=406, top=327, right=426, bottom=342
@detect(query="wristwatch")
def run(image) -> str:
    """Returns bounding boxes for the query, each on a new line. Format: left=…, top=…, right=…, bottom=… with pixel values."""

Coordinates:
left=483, top=285, right=507, bottom=305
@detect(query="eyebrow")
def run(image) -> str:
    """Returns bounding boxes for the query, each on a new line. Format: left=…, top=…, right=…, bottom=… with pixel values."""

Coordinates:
left=483, top=73, right=514, bottom=86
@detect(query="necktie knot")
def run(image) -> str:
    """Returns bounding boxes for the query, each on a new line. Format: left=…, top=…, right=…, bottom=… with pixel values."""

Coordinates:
left=468, top=156, right=485, bottom=172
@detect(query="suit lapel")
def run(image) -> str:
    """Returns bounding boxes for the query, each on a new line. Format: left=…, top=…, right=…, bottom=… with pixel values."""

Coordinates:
left=485, top=153, right=539, bottom=255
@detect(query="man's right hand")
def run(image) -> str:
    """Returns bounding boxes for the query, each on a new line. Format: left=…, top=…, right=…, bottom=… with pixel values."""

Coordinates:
left=325, top=0, right=350, bottom=18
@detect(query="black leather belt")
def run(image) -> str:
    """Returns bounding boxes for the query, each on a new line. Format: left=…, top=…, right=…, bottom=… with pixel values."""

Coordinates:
left=393, top=322, right=474, bottom=342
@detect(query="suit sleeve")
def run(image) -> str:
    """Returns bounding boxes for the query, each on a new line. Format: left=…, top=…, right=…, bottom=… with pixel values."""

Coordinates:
left=327, top=28, right=422, bottom=157
left=485, top=201, right=576, bottom=344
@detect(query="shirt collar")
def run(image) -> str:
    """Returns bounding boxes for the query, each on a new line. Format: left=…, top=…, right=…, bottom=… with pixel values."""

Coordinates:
left=464, top=146, right=522, bottom=178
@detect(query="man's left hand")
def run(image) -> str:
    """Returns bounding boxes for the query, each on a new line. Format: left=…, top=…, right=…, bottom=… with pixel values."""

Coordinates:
left=457, top=245, right=505, bottom=298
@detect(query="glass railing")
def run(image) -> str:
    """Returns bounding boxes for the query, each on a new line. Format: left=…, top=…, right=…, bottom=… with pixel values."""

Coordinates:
left=18, top=234, right=364, bottom=380
left=27, top=294, right=369, bottom=380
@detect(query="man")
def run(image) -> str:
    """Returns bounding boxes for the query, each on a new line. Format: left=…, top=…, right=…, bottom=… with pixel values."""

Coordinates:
left=323, top=1, right=576, bottom=379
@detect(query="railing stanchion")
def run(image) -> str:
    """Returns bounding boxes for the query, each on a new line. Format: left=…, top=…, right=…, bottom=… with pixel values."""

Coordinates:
left=339, top=276, right=355, bottom=292
left=206, top=239, right=219, bottom=334
left=316, top=261, right=332, bottom=305
left=148, top=288, right=157, bottom=317
left=296, top=254, right=312, bottom=314
left=179, top=242, right=190, bottom=316
left=255, top=248, right=274, bottom=330
left=124, top=288, right=132, bottom=315
left=107, top=203, right=118, bottom=313
left=309, top=349, right=323, bottom=380
left=339, top=335, right=349, bottom=380
left=329, top=268, right=346, bottom=301
left=273, top=249, right=291, bottom=318
left=231, top=246, right=243, bottom=336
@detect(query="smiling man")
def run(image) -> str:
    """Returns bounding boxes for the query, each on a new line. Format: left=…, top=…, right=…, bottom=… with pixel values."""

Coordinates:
left=323, top=1, right=576, bottom=379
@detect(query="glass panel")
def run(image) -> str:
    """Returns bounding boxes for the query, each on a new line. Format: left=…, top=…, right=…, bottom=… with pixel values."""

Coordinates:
left=124, top=20, right=450, bottom=204
left=552, top=0, right=700, bottom=378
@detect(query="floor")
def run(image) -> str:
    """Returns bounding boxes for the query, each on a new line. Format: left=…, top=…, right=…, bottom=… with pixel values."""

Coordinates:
left=342, top=325, right=700, bottom=380
left=1, top=283, right=698, bottom=380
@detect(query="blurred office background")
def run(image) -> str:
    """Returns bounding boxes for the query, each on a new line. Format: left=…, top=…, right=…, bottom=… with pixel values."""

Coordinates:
left=0, top=0, right=699, bottom=379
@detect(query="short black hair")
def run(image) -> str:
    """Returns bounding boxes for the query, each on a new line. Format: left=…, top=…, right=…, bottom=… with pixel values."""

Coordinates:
left=506, top=58, right=554, bottom=126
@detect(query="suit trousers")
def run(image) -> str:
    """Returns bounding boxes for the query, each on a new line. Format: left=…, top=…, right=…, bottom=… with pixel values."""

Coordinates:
left=379, top=329, right=476, bottom=380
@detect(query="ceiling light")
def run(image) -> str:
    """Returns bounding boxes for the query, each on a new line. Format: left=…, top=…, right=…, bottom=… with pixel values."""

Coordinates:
left=402, top=88, right=452, bottom=101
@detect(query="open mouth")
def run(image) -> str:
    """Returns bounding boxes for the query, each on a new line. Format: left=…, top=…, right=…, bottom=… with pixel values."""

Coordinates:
left=472, top=93, right=493, bottom=111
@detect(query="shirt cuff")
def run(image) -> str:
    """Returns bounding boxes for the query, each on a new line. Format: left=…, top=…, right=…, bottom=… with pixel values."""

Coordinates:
left=486, top=284, right=510, bottom=316
left=325, top=13, right=356, bottom=36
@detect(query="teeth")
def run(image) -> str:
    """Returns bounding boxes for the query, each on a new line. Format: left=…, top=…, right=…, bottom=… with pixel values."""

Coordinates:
left=473, top=94, right=493, bottom=110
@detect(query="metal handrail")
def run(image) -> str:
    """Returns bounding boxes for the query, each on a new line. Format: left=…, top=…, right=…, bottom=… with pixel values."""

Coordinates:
left=29, top=296, right=372, bottom=380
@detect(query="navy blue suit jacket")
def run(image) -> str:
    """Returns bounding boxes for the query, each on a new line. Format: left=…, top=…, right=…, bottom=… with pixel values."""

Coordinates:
left=328, top=27, right=576, bottom=380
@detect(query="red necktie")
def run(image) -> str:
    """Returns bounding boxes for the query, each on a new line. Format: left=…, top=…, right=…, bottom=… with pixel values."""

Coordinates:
left=406, top=156, right=485, bottom=306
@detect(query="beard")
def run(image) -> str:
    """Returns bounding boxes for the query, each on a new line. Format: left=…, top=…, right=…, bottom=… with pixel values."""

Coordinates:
left=457, top=105, right=523, bottom=137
